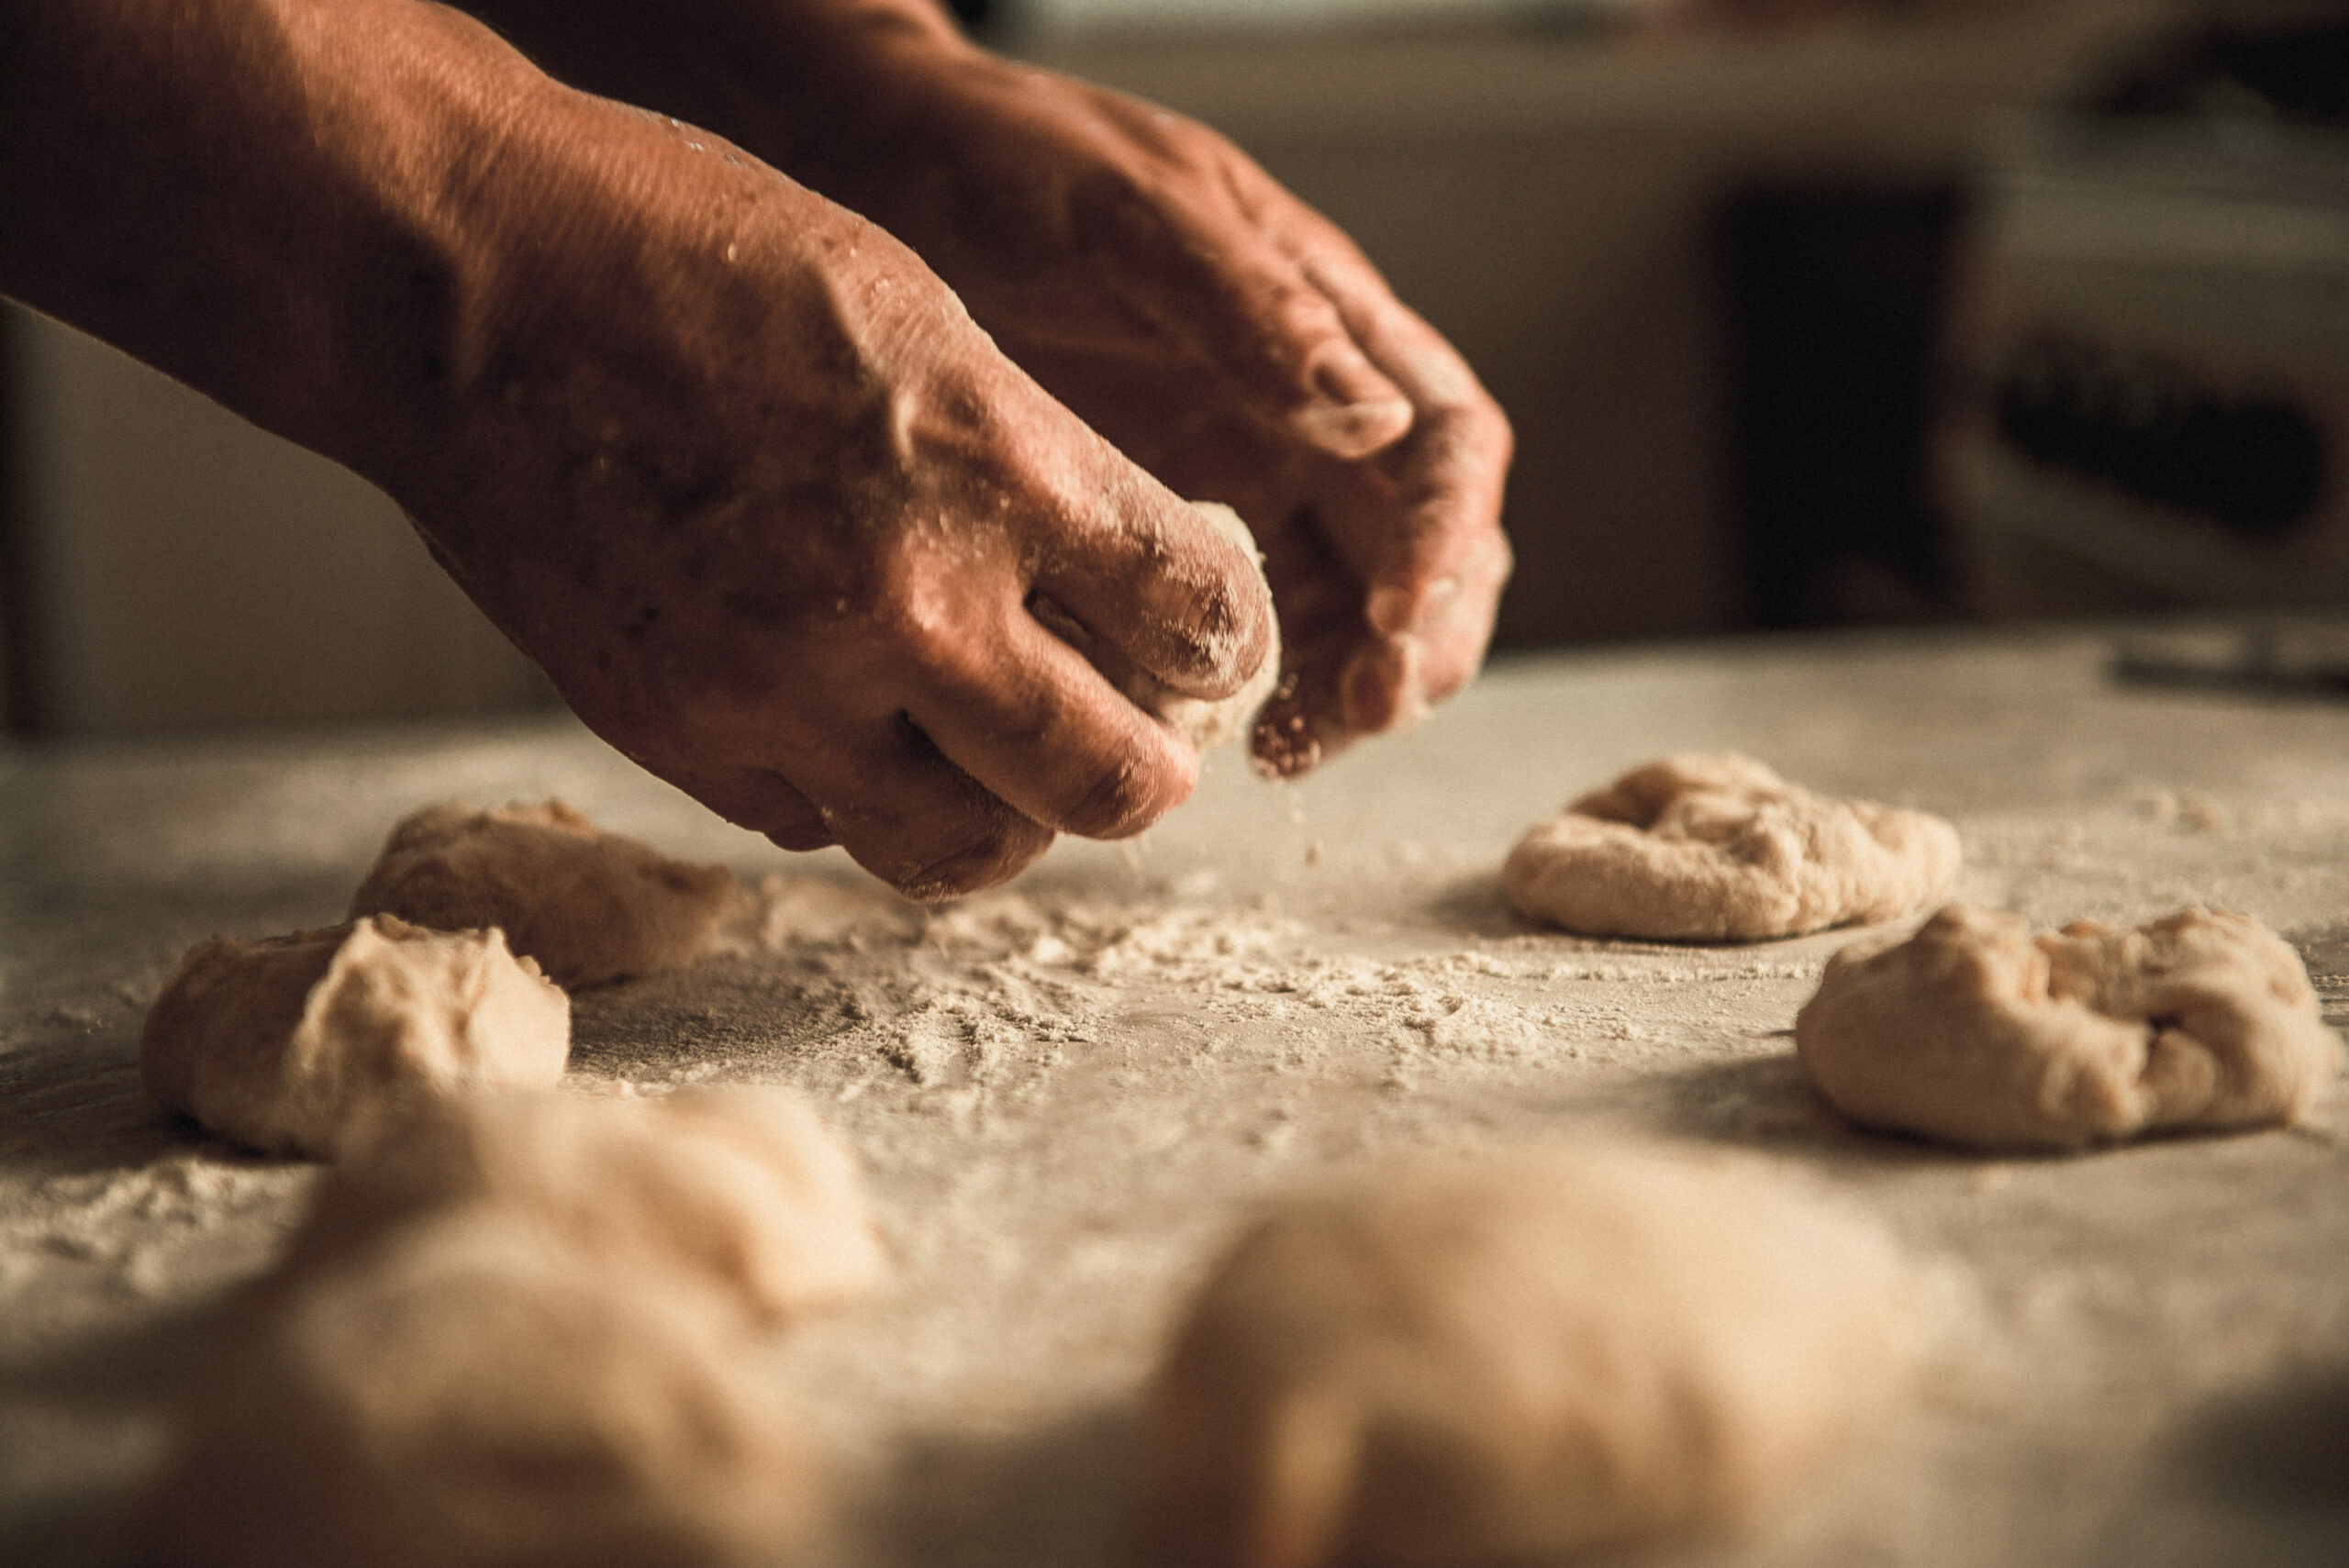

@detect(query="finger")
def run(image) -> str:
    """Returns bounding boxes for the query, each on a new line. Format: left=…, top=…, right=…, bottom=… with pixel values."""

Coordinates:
left=1315, top=264, right=1514, bottom=628
left=1028, top=468, right=1275, bottom=701
left=671, top=763, right=837, bottom=852
left=785, top=717, right=1056, bottom=901
left=903, top=597, right=1201, bottom=840
left=1097, top=158, right=1415, bottom=462
left=1306, top=263, right=1514, bottom=717
left=1246, top=527, right=1363, bottom=781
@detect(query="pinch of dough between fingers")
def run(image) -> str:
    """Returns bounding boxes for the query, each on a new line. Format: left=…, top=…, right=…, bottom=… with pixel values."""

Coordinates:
left=139, top=916, right=570, bottom=1159
left=1144, top=1146, right=1913, bottom=1568
left=1034, top=501, right=1281, bottom=754
left=350, top=799, right=736, bottom=988
left=1797, top=904, right=2344, bottom=1150
left=1504, top=752, right=1961, bottom=941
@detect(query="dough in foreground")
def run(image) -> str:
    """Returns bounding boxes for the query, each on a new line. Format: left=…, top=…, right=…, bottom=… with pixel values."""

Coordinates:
left=1143, top=1147, right=1912, bottom=1568
left=288, top=1086, right=887, bottom=1326
left=140, top=916, right=569, bottom=1159
left=1797, top=904, right=2343, bottom=1150
left=1504, top=752, right=1961, bottom=941
left=1035, top=501, right=1282, bottom=753
left=139, top=1214, right=819, bottom=1568
left=350, top=799, right=735, bottom=987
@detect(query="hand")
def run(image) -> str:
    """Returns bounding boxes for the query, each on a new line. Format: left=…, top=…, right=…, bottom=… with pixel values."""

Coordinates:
left=405, top=83, right=1273, bottom=897
left=790, top=37, right=1514, bottom=777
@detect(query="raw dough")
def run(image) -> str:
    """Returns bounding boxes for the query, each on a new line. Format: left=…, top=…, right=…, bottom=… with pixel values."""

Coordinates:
left=1144, top=1147, right=1911, bottom=1568
left=1504, top=752, right=1961, bottom=941
left=1797, top=904, right=2343, bottom=1150
left=286, top=1089, right=887, bottom=1323
left=287, top=1086, right=887, bottom=1326
left=140, top=916, right=569, bottom=1159
left=350, top=800, right=735, bottom=987
left=139, top=1214, right=818, bottom=1568
left=1034, top=501, right=1282, bottom=753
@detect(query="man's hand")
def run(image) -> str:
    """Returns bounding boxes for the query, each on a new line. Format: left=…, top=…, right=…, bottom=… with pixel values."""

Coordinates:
left=430, top=90, right=1275, bottom=895
left=3, top=0, right=1272, bottom=899
left=453, top=0, right=1515, bottom=779
left=790, top=35, right=1515, bottom=777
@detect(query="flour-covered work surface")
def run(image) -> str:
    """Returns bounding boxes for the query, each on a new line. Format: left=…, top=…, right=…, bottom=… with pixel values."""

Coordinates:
left=6, top=625, right=2349, bottom=1567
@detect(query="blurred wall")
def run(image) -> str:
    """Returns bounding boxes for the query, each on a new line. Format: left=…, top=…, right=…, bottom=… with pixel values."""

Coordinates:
left=2, top=305, right=551, bottom=735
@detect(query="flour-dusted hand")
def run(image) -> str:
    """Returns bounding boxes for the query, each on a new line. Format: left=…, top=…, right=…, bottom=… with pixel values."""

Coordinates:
left=393, top=89, right=1277, bottom=897
left=486, top=2, right=1513, bottom=778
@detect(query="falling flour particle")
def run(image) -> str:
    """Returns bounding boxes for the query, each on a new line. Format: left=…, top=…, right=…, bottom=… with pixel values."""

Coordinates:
left=140, top=917, right=569, bottom=1160
left=138, top=1214, right=819, bottom=1568
left=1797, top=905, right=2343, bottom=1151
left=1504, top=753, right=1961, bottom=942
left=1143, top=1146, right=1912, bottom=1568
left=287, top=1086, right=886, bottom=1328
left=350, top=800, right=736, bottom=988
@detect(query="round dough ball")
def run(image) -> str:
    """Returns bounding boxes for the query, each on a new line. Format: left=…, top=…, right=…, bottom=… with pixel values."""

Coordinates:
left=140, top=916, right=569, bottom=1159
left=141, top=1215, right=820, bottom=1568
left=289, top=1086, right=887, bottom=1327
left=350, top=800, right=736, bottom=988
left=1797, top=904, right=2343, bottom=1150
left=1504, top=752, right=1961, bottom=941
left=1144, top=1147, right=1911, bottom=1568
left=1031, top=501, right=1281, bottom=754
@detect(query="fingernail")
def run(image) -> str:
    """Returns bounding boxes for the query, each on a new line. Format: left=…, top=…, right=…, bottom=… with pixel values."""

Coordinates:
left=1291, top=396, right=1414, bottom=462
left=1312, top=348, right=1399, bottom=410
left=1294, top=350, right=1412, bottom=459
left=1367, top=575, right=1460, bottom=638
left=1340, top=635, right=1424, bottom=735
left=1366, top=584, right=1414, bottom=638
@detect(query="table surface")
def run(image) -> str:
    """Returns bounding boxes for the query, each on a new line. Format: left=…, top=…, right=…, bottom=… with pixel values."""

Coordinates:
left=6, top=622, right=2349, bottom=1567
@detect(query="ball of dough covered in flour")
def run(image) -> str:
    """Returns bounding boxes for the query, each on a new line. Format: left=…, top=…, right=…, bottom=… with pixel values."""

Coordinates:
left=350, top=800, right=736, bottom=987
left=288, top=1086, right=886, bottom=1326
left=1034, top=502, right=1282, bottom=753
left=140, top=917, right=569, bottom=1159
left=1143, top=1148, right=1912, bottom=1568
left=1797, top=904, right=2343, bottom=1151
left=1504, top=752, right=1961, bottom=941
left=141, top=1215, right=820, bottom=1568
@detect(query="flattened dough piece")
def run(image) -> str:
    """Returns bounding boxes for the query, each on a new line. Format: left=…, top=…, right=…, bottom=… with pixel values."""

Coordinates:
left=141, top=917, right=569, bottom=1159
left=142, top=1215, right=819, bottom=1568
left=1797, top=904, right=2343, bottom=1150
left=1504, top=752, right=1961, bottom=941
left=1035, top=501, right=1281, bottom=753
left=291, top=1086, right=886, bottom=1326
left=1145, top=1148, right=1911, bottom=1568
left=350, top=800, right=735, bottom=987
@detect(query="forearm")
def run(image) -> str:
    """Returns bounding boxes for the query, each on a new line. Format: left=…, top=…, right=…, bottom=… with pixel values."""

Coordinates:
left=0, top=0, right=565, bottom=481
left=444, top=0, right=973, bottom=201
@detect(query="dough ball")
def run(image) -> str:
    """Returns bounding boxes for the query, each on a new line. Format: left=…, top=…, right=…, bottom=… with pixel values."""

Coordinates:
left=140, top=916, right=569, bottom=1159
left=1144, top=1147, right=1911, bottom=1568
left=350, top=800, right=735, bottom=988
left=1503, top=752, right=1961, bottom=941
left=289, top=1086, right=887, bottom=1327
left=1797, top=904, right=2344, bottom=1150
left=1033, top=501, right=1282, bottom=754
left=141, top=1214, right=820, bottom=1568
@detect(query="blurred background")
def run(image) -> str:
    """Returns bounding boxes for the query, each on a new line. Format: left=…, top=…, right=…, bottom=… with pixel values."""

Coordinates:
left=2, top=0, right=2343, bottom=737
